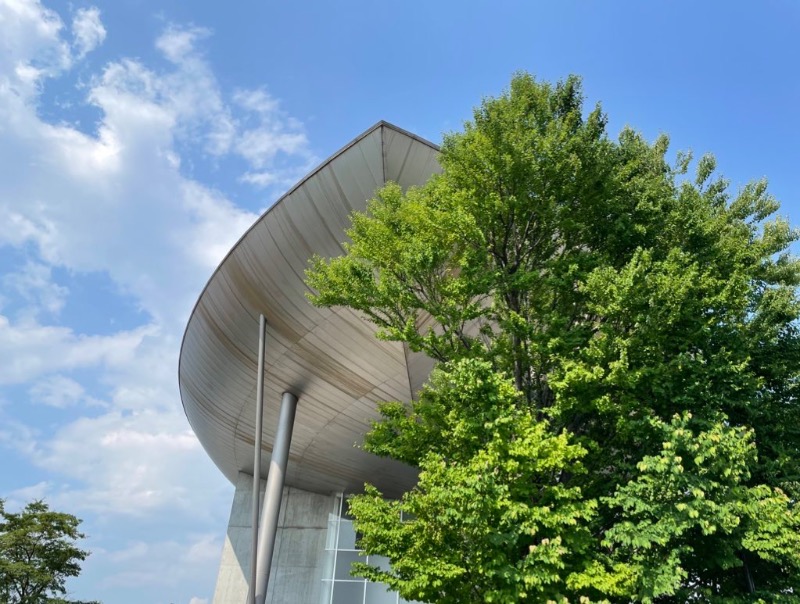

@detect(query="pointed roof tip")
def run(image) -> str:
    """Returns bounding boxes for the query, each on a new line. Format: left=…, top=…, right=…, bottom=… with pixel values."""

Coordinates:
left=366, top=119, right=401, bottom=132
left=372, top=120, right=441, bottom=152
left=341, top=120, right=440, bottom=156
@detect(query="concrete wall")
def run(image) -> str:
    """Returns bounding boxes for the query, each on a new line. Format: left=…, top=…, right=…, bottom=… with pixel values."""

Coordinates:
left=212, top=472, right=337, bottom=604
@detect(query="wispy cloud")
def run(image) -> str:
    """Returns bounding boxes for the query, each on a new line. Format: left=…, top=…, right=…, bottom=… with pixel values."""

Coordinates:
left=29, top=374, right=101, bottom=408
left=2, top=261, right=68, bottom=317
left=0, top=319, right=152, bottom=385
left=0, top=0, right=72, bottom=92
left=98, top=534, right=222, bottom=588
left=71, top=7, right=105, bottom=59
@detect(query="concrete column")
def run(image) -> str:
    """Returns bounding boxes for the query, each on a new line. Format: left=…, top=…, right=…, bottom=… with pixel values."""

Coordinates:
left=212, top=473, right=263, bottom=603
left=254, top=391, right=298, bottom=604
left=249, top=314, right=267, bottom=604
left=211, top=476, right=335, bottom=604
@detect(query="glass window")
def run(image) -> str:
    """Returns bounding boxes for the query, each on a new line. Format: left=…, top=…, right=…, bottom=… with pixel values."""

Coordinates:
left=335, top=550, right=362, bottom=581
left=331, top=580, right=364, bottom=604
left=325, top=494, right=409, bottom=604
left=366, top=581, right=397, bottom=604
left=337, top=519, right=357, bottom=550
left=367, top=555, right=392, bottom=572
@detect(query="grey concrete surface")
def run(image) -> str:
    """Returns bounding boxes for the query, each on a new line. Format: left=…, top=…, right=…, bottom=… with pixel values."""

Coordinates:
left=213, top=472, right=337, bottom=604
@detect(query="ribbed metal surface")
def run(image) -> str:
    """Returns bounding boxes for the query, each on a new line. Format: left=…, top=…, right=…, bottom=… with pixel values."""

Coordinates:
left=179, top=123, right=440, bottom=496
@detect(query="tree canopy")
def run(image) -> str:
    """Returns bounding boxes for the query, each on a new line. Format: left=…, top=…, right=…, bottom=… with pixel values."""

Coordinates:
left=0, top=499, right=97, bottom=604
left=307, top=73, right=800, bottom=603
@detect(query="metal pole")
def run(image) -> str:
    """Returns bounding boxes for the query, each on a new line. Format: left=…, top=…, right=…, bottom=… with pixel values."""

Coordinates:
left=254, top=391, right=298, bottom=604
left=248, top=314, right=267, bottom=604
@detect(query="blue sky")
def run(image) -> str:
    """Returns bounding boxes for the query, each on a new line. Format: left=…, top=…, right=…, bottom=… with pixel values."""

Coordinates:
left=1, top=1, right=799, bottom=603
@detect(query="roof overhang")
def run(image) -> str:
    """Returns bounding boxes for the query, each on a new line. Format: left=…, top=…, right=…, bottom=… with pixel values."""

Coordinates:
left=178, top=122, right=440, bottom=496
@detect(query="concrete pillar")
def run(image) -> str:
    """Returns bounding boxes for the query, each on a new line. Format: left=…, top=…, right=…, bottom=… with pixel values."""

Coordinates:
left=211, top=474, right=336, bottom=604
left=249, top=315, right=268, bottom=602
left=254, top=392, right=298, bottom=603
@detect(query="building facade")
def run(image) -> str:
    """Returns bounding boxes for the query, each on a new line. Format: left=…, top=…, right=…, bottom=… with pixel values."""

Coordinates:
left=178, top=123, right=439, bottom=603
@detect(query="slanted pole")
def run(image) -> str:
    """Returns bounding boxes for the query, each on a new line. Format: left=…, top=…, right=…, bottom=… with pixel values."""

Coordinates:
left=248, top=314, right=267, bottom=604
left=254, top=391, right=298, bottom=604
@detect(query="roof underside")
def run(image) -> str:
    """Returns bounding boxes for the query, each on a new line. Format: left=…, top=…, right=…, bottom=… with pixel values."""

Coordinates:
left=179, top=123, right=440, bottom=496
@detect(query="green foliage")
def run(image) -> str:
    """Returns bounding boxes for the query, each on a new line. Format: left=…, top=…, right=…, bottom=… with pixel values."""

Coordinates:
left=307, top=73, right=800, bottom=602
left=579, top=413, right=800, bottom=602
left=0, top=500, right=98, bottom=604
left=351, top=360, right=595, bottom=603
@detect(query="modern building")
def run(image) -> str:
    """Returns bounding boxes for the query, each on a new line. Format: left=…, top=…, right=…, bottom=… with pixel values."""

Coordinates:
left=178, top=122, right=440, bottom=603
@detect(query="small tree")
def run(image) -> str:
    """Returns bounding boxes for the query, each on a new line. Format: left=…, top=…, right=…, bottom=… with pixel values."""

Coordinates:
left=0, top=499, right=97, bottom=604
left=307, top=73, right=800, bottom=602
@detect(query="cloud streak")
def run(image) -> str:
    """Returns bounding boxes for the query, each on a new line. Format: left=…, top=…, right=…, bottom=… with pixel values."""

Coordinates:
left=71, top=6, right=105, bottom=59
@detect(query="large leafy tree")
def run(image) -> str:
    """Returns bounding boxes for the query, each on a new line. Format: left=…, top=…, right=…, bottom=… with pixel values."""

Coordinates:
left=0, top=500, right=97, bottom=604
left=307, top=74, right=800, bottom=602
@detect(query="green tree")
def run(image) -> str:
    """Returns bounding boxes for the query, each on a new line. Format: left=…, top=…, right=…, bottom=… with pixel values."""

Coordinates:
left=0, top=500, right=97, bottom=604
left=307, top=74, right=800, bottom=602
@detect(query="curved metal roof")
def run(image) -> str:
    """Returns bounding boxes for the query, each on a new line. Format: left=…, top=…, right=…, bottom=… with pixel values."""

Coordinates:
left=179, top=122, right=440, bottom=496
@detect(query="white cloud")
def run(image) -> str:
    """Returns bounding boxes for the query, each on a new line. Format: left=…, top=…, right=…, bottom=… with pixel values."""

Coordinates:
left=71, top=6, right=105, bottom=59
left=235, top=127, right=308, bottom=170
left=0, top=19, right=313, bottom=325
left=0, top=4, right=318, bottom=600
left=0, top=0, right=71, bottom=96
left=4, top=481, right=51, bottom=509
left=189, top=598, right=209, bottom=604
left=155, top=24, right=209, bottom=63
left=0, top=26, right=261, bottom=325
left=239, top=170, right=280, bottom=187
left=32, top=409, right=226, bottom=517
left=231, top=88, right=312, bottom=171
left=0, top=207, right=53, bottom=249
left=3, top=328, right=228, bottom=516
left=0, top=2, right=250, bottom=525
left=99, top=535, right=222, bottom=591
left=178, top=180, right=257, bottom=272
left=0, top=316, right=152, bottom=385
left=0, top=418, right=38, bottom=457
left=2, top=261, right=68, bottom=316
left=29, top=375, right=84, bottom=407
